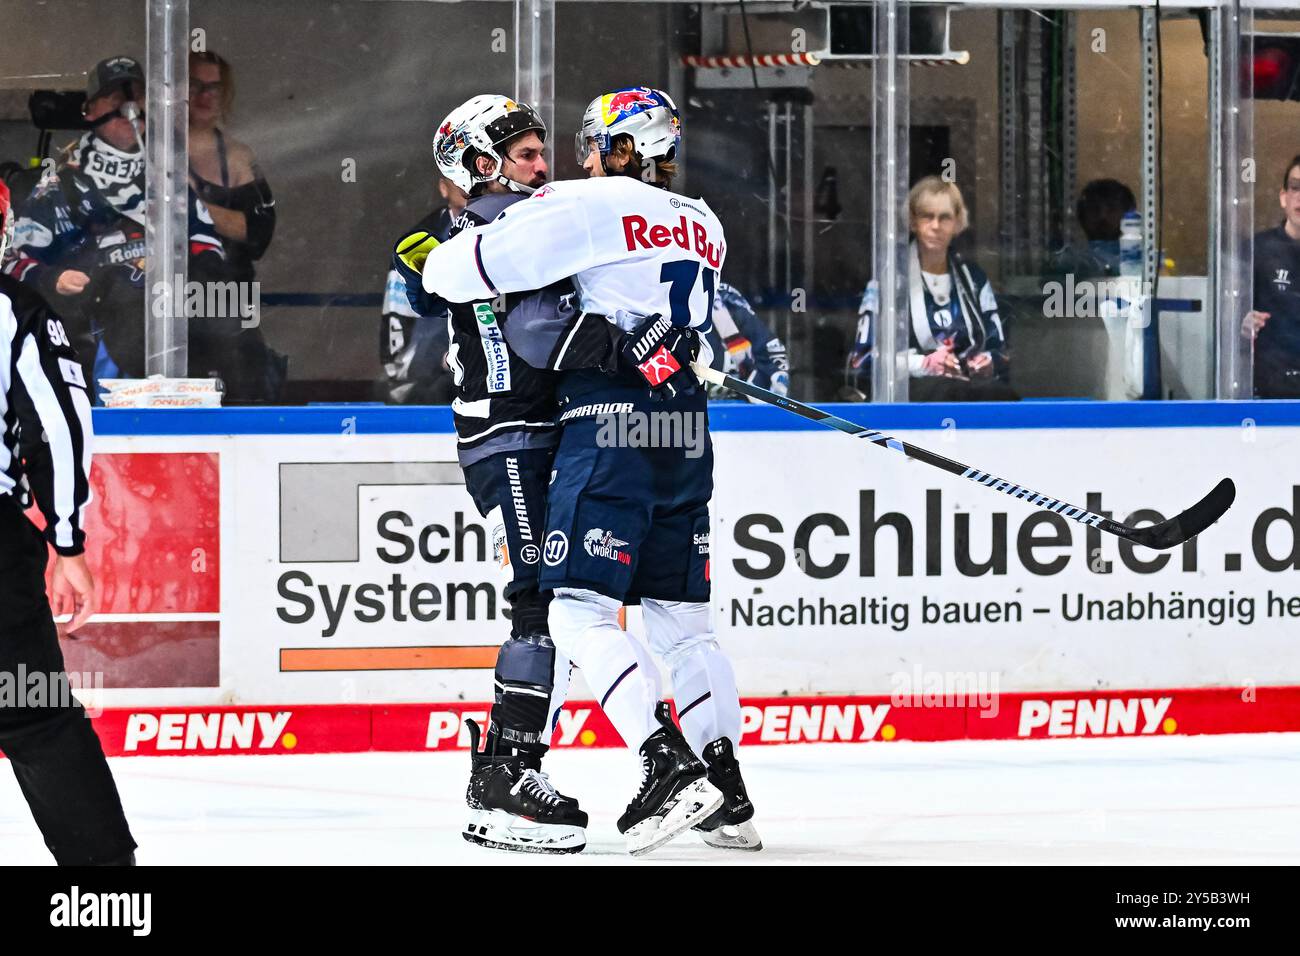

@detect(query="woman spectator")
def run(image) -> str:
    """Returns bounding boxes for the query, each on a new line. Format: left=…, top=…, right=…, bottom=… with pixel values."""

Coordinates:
left=188, top=50, right=285, bottom=403
left=847, top=176, right=1014, bottom=401
left=188, top=50, right=275, bottom=283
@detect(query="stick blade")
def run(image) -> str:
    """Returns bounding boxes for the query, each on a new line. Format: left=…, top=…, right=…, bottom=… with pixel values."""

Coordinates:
left=1126, top=478, right=1236, bottom=550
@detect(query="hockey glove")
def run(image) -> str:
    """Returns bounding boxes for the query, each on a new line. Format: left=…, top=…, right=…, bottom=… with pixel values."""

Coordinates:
left=618, top=313, right=701, bottom=400
left=722, top=332, right=756, bottom=381
left=393, top=230, right=442, bottom=315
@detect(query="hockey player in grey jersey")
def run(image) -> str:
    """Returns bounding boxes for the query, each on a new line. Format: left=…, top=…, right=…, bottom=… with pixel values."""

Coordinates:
left=394, top=95, right=586, bottom=853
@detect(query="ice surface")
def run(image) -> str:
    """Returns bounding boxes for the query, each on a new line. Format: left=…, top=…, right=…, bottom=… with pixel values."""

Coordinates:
left=4, top=733, right=1298, bottom=865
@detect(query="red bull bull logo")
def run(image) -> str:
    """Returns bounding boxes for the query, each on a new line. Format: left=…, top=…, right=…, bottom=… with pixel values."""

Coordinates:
left=603, top=88, right=659, bottom=124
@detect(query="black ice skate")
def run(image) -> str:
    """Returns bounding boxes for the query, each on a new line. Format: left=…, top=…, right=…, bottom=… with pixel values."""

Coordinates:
left=617, top=703, right=723, bottom=857
left=693, top=736, right=763, bottom=851
left=462, top=719, right=587, bottom=854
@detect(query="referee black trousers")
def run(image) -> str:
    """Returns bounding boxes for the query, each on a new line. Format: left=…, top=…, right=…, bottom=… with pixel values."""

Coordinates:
left=0, top=497, right=135, bottom=865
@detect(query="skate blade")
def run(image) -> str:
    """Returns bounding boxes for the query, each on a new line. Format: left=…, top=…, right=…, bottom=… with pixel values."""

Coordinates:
left=626, top=778, right=724, bottom=858
left=462, top=808, right=586, bottom=855
left=700, top=819, right=763, bottom=852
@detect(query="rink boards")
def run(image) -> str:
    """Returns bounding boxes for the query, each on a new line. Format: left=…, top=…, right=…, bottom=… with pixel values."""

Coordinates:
left=67, top=685, right=1300, bottom=757
left=39, top=400, right=1300, bottom=754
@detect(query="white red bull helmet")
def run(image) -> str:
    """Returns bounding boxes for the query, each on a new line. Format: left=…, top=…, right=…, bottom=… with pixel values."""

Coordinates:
left=0, top=179, right=13, bottom=263
left=433, top=94, right=546, bottom=194
left=576, top=86, right=681, bottom=171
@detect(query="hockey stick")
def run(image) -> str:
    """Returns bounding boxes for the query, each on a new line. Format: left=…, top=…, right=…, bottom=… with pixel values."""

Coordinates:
left=691, top=362, right=1235, bottom=550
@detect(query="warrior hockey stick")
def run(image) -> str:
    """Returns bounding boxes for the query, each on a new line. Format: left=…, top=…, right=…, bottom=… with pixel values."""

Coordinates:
left=692, top=362, right=1235, bottom=550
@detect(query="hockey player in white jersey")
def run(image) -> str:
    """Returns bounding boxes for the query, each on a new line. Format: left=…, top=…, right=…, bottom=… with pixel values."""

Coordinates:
left=422, top=87, right=760, bottom=856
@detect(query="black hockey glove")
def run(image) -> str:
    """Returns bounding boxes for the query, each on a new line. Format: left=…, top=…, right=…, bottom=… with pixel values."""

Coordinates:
left=618, top=313, right=701, bottom=400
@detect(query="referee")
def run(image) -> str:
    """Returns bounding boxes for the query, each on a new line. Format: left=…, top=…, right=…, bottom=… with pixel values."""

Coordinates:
left=0, top=180, right=135, bottom=865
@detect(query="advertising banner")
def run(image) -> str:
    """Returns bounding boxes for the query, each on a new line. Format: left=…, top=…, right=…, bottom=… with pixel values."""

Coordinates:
left=71, top=412, right=1300, bottom=750
left=30, top=449, right=221, bottom=690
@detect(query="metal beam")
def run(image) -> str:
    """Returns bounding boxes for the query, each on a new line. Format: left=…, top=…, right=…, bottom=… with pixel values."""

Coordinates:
left=1062, top=12, right=1077, bottom=245
left=515, top=0, right=555, bottom=172
left=999, top=11, right=1019, bottom=276
left=144, top=0, right=190, bottom=377
left=871, top=0, right=909, bottom=403
left=1208, top=0, right=1253, bottom=399
left=1141, top=8, right=1159, bottom=293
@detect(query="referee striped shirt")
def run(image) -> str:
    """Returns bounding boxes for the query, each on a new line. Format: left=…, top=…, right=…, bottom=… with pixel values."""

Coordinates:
left=0, top=274, right=93, bottom=555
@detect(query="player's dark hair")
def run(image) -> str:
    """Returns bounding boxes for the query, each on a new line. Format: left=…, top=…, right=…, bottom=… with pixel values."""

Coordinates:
left=467, top=169, right=491, bottom=198
left=469, top=128, right=543, bottom=197
left=1077, top=178, right=1136, bottom=242
left=1282, top=154, right=1300, bottom=190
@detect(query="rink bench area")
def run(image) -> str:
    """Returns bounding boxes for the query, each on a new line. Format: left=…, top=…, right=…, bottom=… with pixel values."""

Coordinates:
left=91, top=398, right=1300, bottom=435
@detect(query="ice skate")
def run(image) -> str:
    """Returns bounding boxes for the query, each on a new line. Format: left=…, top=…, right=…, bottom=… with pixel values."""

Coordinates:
left=462, top=719, right=587, bottom=854
left=617, top=703, right=723, bottom=857
left=693, top=736, right=762, bottom=851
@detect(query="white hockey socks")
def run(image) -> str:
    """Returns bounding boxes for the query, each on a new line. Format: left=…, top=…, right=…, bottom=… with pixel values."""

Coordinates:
left=550, top=588, right=663, bottom=750
left=642, top=599, right=742, bottom=756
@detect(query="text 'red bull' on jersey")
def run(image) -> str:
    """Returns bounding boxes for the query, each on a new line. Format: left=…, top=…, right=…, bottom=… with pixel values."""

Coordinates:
left=621, top=215, right=725, bottom=270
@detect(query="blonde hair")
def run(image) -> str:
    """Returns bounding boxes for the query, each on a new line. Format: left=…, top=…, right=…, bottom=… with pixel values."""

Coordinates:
left=907, top=176, right=968, bottom=235
left=190, top=50, right=235, bottom=121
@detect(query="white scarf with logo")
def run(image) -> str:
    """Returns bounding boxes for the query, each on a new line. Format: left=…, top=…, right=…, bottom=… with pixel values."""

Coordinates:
left=67, top=131, right=146, bottom=226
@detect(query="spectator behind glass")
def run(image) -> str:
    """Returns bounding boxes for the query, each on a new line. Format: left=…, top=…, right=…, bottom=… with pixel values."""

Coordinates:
left=2, top=56, right=226, bottom=394
left=379, top=175, right=463, bottom=404
left=187, top=50, right=286, bottom=403
left=188, top=50, right=275, bottom=283
left=847, top=176, right=1014, bottom=402
left=1051, top=179, right=1137, bottom=279
left=702, top=281, right=790, bottom=401
left=1243, top=155, right=1300, bottom=398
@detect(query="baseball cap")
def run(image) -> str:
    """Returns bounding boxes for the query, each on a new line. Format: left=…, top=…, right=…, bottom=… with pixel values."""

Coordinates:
left=86, top=56, right=144, bottom=103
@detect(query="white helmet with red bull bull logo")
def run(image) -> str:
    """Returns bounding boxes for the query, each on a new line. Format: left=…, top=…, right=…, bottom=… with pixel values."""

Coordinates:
left=575, top=86, right=681, bottom=172
left=433, top=94, right=546, bottom=194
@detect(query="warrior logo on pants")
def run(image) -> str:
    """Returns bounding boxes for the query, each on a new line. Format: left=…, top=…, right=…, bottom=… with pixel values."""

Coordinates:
left=543, top=531, right=569, bottom=566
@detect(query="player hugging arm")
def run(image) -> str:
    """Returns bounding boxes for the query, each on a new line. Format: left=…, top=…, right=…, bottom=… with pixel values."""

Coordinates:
left=424, top=87, right=761, bottom=857
left=380, top=179, right=465, bottom=405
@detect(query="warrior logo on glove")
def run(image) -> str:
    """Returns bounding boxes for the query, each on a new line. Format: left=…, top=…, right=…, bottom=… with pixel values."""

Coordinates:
left=630, top=315, right=673, bottom=361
